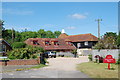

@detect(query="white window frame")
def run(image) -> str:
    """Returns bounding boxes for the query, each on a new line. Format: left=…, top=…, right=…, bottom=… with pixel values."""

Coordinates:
left=77, top=43, right=81, bottom=48
left=84, top=41, right=88, bottom=46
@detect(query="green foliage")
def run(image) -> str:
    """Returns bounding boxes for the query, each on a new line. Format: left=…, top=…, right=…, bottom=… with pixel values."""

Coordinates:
left=71, top=49, right=77, bottom=54
left=37, top=29, right=46, bottom=38
left=7, top=46, right=45, bottom=60
left=88, top=55, right=92, bottom=61
left=2, top=28, right=61, bottom=48
left=117, top=33, right=120, bottom=48
left=116, top=59, right=120, bottom=64
left=16, top=64, right=47, bottom=71
left=71, top=49, right=77, bottom=58
left=54, top=31, right=61, bottom=38
left=116, top=54, right=120, bottom=64
left=11, top=42, right=26, bottom=49
left=93, top=32, right=118, bottom=49
left=46, top=30, right=55, bottom=38
left=20, top=31, right=38, bottom=41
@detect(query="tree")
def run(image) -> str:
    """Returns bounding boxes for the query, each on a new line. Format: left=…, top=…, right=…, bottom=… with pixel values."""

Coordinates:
left=0, top=20, right=5, bottom=38
left=0, top=20, right=4, bottom=29
left=37, top=29, right=46, bottom=38
left=93, top=32, right=118, bottom=49
left=117, top=32, right=120, bottom=48
left=11, top=42, right=26, bottom=49
left=20, top=31, right=37, bottom=41
left=7, top=46, right=45, bottom=59
left=2, top=29, right=13, bottom=44
left=71, top=49, right=77, bottom=58
left=104, top=32, right=117, bottom=38
left=54, top=31, right=61, bottom=38
left=46, top=30, right=55, bottom=38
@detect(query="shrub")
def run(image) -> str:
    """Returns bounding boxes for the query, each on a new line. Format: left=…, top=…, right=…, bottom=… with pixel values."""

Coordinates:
left=12, top=42, right=26, bottom=49
left=7, top=46, right=45, bottom=60
left=116, top=59, right=120, bottom=64
left=88, top=55, right=92, bottom=61
left=71, top=49, right=77, bottom=58
left=116, top=54, right=120, bottom=64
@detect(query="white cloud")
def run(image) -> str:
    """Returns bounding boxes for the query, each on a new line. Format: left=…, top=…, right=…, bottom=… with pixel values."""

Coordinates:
left=65, top=26, right=76, bottom=30
left=69, top=13, right=87, bottom=19
left=3, top=8, right=34, bottom=15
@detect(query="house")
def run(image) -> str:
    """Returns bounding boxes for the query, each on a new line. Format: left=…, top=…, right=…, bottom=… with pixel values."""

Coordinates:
left=0, top=39, right=12, bottom=56
left=59, top=33, right=98, bottom=49
left=25, top=29, right=98, bottom=53
left=25, top=38, right=76, bottom=52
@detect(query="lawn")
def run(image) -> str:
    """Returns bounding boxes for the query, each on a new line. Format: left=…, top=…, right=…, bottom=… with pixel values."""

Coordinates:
left=16, top=64, right=47, bottom=71
left=76, top=62, right=119, bottom=78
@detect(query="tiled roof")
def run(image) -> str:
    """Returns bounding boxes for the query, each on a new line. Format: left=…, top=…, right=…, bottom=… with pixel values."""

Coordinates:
left=62, top=33, right=98, bottom=42
left=25, top=38, right=76, bottom=50
left=58, top=33, right=68, bottom=38
left=25, top=33, right=98, bottom=50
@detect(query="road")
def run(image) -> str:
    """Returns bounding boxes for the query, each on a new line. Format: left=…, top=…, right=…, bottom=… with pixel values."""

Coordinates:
left=2, top=56, right=89, bottom=78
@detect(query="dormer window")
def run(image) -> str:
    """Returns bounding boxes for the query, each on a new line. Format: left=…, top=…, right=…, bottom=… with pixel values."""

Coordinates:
left=54, top=41, right=59, bottom=45
left=67, top=41, right=72, bottom=45
left=45, top=41, right=50, bottom=45
left=33, top=40, right=39, bottom=45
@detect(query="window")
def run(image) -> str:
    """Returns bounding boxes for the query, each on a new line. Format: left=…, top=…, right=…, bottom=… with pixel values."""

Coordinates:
left=2, top=45, right=6, bottom=52
left=84, top=41, right=88, bottom=46
left=45, top=41, right=49, bottom=45
left=77, top=43, right=81, bottom=48
left=33, top=40, right=39, bottom=45
left=54, top=41, right=59, bottom=45
left=68, top=42, right=71, bottom=45
left=67, top=41, right=72, bottom=45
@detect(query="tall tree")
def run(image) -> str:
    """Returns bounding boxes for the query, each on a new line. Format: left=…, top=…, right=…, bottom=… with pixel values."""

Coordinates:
left=117, top=32, right=120, bottom=48
left=54, top=31, right=61, bottom=38
left=37, top=29, right=46, bottom=38
left=94, top=32, right=118, bottom=49
left=46, top=30, right=55, bottom=38
left=0, top=20, right=5, bottom=38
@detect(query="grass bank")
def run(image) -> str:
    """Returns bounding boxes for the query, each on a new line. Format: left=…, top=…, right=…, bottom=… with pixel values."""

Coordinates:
left=76, top=62, right=119, bottom=78
left=16, top=64, right=47, bottom=71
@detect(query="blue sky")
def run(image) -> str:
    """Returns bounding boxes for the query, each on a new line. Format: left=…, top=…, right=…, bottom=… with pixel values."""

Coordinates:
left=2, top=2, right=118, bottom=37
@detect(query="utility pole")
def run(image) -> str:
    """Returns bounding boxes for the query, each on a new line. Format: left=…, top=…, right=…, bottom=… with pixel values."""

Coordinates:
left=95, top=19, right=102, bottom=39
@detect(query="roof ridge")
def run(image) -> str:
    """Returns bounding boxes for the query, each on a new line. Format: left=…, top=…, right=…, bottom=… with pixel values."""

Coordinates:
left=68, top=33, right=91, bottom=37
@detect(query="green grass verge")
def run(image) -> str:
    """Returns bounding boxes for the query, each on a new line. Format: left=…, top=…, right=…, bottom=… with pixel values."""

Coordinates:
left=16, top=64, right=47, bottom=71
left=0, top=58, right=10, bottom=60
left=76, top=62, right=119, bottom=78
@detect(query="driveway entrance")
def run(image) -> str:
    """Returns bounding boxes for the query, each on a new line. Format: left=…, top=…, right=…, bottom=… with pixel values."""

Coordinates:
left=2, top=56, right=89, bottom=78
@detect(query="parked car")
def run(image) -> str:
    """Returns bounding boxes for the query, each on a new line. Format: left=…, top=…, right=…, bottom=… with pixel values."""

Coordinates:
left=44, top=51, right=56, bottom=58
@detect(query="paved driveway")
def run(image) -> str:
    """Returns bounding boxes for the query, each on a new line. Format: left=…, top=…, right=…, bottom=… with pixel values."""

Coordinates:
left=2, top=56, right=89, bottom=78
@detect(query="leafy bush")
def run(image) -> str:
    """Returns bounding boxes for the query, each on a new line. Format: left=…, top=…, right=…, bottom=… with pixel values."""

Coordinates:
left=11, top=42, right=26, bottom=49
left=7, top=46, right=45, bottom=60
left=116, top=54, right=120, bottom=64
left=88, top=55, right=92, bottom=61
left=71, top=49, right=77, bottom=58
left=116, top=59, right=120, bottom=64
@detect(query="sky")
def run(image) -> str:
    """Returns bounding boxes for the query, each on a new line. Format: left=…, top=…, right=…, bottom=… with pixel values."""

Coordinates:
left=1, top=2, right=118, bottom=37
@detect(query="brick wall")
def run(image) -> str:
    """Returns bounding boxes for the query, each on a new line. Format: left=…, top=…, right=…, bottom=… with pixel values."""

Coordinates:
left=0, top=57, right=40, bottom=65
